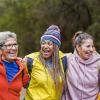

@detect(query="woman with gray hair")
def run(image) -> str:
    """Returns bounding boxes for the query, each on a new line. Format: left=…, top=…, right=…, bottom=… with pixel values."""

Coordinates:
left=62, top=31, right=100, bottom=100
left=0, top=31, right=29, bottom=100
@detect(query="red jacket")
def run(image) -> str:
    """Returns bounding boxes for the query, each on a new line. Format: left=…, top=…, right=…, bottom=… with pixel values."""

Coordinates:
left=0, top=58, right=29, bottom=100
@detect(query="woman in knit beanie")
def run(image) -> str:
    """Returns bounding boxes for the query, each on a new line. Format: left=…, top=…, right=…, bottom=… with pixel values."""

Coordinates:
left=24, top=25, right=65, bottom=100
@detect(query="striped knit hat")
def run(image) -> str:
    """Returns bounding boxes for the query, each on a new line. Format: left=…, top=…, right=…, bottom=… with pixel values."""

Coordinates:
left=41, top=25, right=61, bottom=47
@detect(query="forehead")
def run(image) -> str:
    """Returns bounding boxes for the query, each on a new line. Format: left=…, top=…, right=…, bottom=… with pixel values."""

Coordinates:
left=5, top=37, right=17, bottom=44
left=82, top=39, right=93, bottom=45
left=41, top=39, right=53, bottom=43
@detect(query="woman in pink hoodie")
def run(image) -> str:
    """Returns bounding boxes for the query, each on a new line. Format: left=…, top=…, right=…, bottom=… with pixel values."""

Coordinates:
left=62, top=31, right=100, bottom=100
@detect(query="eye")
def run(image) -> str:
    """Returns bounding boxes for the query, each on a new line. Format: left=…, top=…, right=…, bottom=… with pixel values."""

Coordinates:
left=41, top=41, right=46, bottom=45
left=4, top=44, right=12, bottom=47
left=3, top=43, right=18, bottom=49
left=48, top=41, right=53, bottom=45
left=86, top=45, right=90, bottom=48
left=13, top=43, right=18, bottom=46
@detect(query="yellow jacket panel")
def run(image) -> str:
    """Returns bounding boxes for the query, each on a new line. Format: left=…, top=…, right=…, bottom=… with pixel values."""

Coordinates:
left=25, top=51, right=64, bottom=100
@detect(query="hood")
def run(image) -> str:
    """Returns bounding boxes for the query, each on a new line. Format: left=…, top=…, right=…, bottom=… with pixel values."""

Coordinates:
left=73, top=49, right=100, bottom=65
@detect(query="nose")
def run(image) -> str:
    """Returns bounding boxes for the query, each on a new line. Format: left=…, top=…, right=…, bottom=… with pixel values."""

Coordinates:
left=11, top=45, right=17, bottom=49
left=89, top=46, right=93, bottom=52
left=44, top=43, right=49, bottom=48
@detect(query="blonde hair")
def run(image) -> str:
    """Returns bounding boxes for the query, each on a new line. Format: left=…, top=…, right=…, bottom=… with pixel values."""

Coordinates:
left=39, top=44, right=64, bottom=88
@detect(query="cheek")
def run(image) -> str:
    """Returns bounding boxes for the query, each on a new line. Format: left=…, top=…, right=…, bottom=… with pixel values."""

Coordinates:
left=81, top=51, right=86, bottom=57
left=50, top=47, right=54, bottom=53
left=40, top=45, right=44, bottom=49
left=80, top=49, right=86, bottom=55
left=76, top=47, right=84, bottom=57
left=81, top=48, right=88, bottom=56
left=50, top=45, right=54, bottom=49
left=40, top=47, right=43, bottom=52
left=50, top=50, right=54, bottom=55
left=2, top=52, right=9, bottom=60
left=77, top=46, right=85, bottom=53
left=2, top=51, right=7, bottom=56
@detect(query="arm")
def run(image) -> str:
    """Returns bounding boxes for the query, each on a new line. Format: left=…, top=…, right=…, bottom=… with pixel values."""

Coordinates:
left=22, top=64, right=30, bottom=88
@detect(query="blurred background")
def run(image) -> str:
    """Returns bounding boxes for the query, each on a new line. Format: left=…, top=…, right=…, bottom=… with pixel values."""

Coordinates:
left=0, top=0, right=100, bottom=57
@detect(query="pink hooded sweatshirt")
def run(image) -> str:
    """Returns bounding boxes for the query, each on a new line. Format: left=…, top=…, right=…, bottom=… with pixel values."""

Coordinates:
left=63, top=50, right=100, bottom=100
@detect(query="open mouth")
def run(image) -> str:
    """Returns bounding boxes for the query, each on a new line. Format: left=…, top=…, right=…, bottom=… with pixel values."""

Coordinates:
left=85, top=51, right=93, bottom=57
left=42, top=49, right=51, bottom=57
left=87, top=51, right=93, bottom=55
left=43, top=50, right=50, bottom=55
left=8, top=53, right=16, bottom=57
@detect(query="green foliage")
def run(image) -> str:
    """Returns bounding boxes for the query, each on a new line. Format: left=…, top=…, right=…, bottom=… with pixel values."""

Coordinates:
left=0, top=0, right=99, bottom=56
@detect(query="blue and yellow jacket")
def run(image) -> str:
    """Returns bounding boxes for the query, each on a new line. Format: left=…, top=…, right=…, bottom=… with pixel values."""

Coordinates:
left=25, top=51, right=65, bottom=100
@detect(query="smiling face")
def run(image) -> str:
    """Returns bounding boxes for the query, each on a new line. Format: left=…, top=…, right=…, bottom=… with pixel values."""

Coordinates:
left=1, top=37, right=18, bottom=62
left=76, top=39, right=94, bottom=60
left=40, top=40, right=54, bottom=59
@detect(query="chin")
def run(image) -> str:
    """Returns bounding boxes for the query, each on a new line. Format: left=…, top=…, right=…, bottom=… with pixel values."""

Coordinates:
left=84, top=57, right=90, bottom=60
left=7, top=59, right=15, bottom=62
left=43, top=56, right=51, bottom=59
left=8, top=57, right=16, bottom=61
left=43, top=56, right=50, bottom=59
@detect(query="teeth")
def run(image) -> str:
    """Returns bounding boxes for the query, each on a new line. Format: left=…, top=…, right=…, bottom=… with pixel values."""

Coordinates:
left=7, top=54, right=16, bottom=57
left=44, top=51, right=49, bottom=53
left=44, top=52, right=49, bottom=54
left=45, top=52, right=49, bottom=53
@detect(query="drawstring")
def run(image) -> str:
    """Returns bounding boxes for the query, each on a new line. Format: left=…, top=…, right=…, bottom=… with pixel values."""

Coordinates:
left=98, top=69, right=100, bottom=91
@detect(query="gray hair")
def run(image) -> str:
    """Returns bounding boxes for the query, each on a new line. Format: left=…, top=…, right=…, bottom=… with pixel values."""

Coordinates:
left=0, top=31, right=17, bottom=48
left=72, top=31, right=93, bottom=47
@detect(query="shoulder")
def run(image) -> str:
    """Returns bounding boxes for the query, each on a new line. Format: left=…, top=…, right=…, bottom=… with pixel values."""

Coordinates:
left=64, top=53, right=72, bottom=57
left=94, top=53, right=100, bottom=66
left=59, top=51, right=72, bottom=58
left=59, top=51, right=64, bottom=58
left=63, top=52, right=73, bottom=61
left=93, top=53, right=100, bottom=62
left=24, top=52, right=41, bottom=67
left=25, top=52, right=40, bottom=59
left=92, top=53, right=100, bottom=70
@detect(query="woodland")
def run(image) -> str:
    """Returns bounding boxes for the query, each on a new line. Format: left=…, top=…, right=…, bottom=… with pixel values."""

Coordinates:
left=0, top=0, right=100, bottom=56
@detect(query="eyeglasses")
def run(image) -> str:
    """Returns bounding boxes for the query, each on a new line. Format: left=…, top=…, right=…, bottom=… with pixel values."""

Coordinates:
left=3, top=43, right=18, bottom=49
